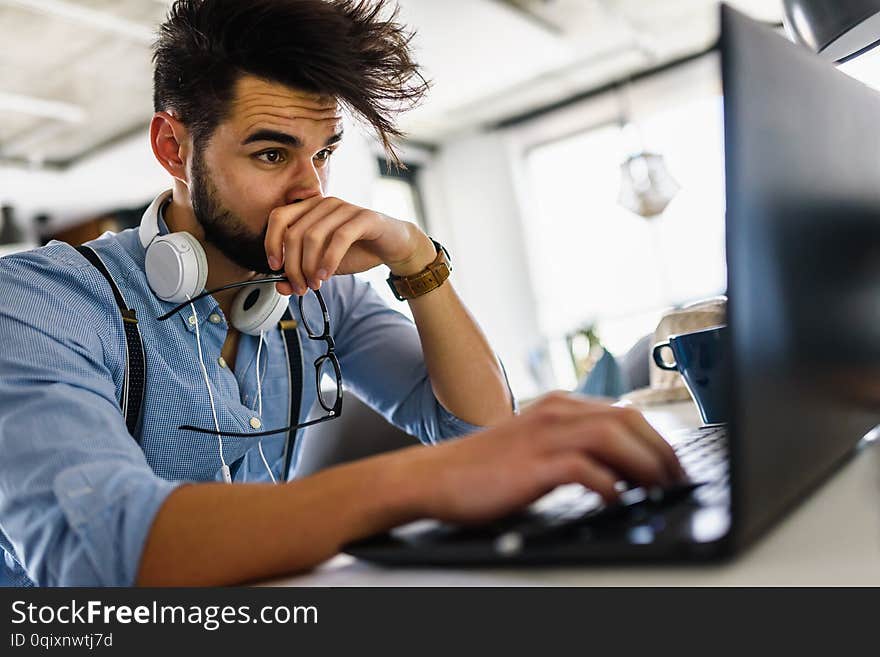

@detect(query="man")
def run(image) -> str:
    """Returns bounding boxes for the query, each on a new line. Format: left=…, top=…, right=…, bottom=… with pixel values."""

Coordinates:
left=0, top=0, right=684, bottom=586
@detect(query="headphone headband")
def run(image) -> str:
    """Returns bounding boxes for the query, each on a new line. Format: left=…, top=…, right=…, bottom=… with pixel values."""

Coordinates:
left=138, top=189, right=174, bottom=249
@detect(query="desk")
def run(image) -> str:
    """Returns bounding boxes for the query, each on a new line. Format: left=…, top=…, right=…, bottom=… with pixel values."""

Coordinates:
left=262, top=402, right=880, bottom=586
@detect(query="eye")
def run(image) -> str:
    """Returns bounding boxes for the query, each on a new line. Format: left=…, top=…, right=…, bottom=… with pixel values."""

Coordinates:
left=255, top=149, right=286, bottom=164
left=314, top=148, right=334, bottom=163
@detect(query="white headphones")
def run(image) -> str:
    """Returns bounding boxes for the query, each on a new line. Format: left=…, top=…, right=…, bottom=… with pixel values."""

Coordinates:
left=139, top=191, right=290, bottom=335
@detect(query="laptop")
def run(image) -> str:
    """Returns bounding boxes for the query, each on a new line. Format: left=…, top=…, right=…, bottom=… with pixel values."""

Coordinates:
left=344, top=4, right=880, bottom=565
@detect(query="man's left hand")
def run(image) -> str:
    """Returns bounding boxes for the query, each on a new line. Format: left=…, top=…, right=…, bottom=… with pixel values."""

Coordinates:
left=264, top=196, right=436, bottom=296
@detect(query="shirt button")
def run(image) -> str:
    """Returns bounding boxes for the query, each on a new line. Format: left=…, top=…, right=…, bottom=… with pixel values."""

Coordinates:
left=217, top=357, right=227, bottom=369
left=209, top=313, right=222, bottom=324
left=188, top=315, right=197, bottom=326
left=250, top=417, right=262, bottom=430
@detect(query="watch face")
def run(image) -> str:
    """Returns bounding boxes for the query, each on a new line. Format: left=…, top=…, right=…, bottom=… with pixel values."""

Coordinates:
left=431, top=239, right=452, bottom=266
left=387, top=276, right=409, bottom=301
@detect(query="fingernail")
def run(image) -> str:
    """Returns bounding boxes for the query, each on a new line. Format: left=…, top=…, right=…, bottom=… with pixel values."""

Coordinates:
left=317, top=268, right=328, bottom=280
left=268, top=256, right=280, bottom=270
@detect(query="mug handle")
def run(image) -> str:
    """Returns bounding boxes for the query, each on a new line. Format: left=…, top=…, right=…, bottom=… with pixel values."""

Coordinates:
left=652, top=342, right=678, bottom=371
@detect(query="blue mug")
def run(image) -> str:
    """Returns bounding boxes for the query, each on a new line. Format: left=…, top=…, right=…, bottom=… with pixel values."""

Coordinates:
left=652, top=325, right=730, bottom=426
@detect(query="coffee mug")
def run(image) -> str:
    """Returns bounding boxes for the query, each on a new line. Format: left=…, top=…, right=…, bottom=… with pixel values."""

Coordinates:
left=652, top=325, right=730, bottom=425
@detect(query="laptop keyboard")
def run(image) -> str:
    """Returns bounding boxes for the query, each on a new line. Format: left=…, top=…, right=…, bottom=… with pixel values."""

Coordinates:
left=393, top=425, right=730, bottom=553
left=673, top=425, right=729, bottom=506
left=523, top=424, right=728, bottom=523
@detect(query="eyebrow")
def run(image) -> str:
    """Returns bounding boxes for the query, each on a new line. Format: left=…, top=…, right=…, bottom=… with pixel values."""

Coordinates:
left=241, top=129, right=344, bottom=148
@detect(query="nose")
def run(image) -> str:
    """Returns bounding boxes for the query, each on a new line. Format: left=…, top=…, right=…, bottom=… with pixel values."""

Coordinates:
left=286, top=155, right=324, bottom=204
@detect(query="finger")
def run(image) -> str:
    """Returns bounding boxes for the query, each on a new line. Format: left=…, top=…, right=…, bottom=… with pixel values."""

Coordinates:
left=283, top=228, right=305, bottom=295
left=613, top=407, right=687, bottom=482
left=521, top=391, right=624, bottom=434
left=281, top=199, right=345, bottom=294
left=576, top=406, right=685, bottom=483
left=300, top=204, right=361, bottom=286
left=551, top=414, right=671, bottom=488
left=275, top=280, right=294, bottom=296
left=537, top=454, right=619, bottom=503
left=522, top=390, right=610, bottom=417
left=275, top=242, right=295, bottom=296
left=526, top=394, right=685, bottom=483
left=319, top=212, right=376, bottom=279
left=264, top=197, right=323, bottom=272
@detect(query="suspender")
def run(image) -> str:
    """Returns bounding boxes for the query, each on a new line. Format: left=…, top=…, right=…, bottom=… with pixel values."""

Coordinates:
left=75, top=246, right=145, bottom=440
left=279, top=310, right=303, bottom=481
left=75, top=245, right=303, bottom=480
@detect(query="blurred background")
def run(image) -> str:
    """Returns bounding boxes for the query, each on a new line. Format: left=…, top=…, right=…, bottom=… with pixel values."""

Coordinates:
left=2, top=0, right=878, bottom=400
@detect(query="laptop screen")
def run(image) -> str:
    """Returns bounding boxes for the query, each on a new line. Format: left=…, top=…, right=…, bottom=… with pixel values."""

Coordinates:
left=721, top=5, right=880, bottom=546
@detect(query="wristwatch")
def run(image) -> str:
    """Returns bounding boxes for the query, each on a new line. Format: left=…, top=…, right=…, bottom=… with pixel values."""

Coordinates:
left=387, top=238, right=452, bottom=301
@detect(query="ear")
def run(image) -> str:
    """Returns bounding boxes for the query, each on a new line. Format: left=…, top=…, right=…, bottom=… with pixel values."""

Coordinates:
left=150, top=111, right=191, bottom=183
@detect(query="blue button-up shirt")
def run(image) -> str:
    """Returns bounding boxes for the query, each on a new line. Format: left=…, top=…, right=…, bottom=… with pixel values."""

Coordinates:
left=0, top=213, right=481, bottom=586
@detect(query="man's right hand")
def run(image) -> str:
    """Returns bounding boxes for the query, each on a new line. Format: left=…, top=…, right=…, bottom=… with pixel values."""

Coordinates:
left=384, top=391, right=687, bottom=526
left=138, top=391, right=686, bottom=585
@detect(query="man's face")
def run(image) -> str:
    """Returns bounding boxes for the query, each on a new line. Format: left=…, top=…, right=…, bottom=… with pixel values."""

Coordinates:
left=190, top=75, right=344, bottom=274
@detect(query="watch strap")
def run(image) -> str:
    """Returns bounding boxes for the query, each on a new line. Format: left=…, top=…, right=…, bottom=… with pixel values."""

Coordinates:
left=387, top=239, right=452, bottom=301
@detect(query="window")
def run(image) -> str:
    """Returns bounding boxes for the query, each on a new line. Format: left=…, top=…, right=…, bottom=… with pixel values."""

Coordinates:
left=522, top=94, right=726, bottom=386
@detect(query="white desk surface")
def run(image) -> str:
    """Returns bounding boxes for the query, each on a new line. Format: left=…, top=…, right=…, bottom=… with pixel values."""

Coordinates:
left=262, top=402, right=880, bottom=587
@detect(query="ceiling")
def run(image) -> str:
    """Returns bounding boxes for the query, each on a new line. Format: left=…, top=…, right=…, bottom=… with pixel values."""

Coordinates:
left=0, top=0, right=783, bottom=169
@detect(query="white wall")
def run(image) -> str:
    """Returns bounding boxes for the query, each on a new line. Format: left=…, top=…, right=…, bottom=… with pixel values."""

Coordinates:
left=0, top=130, right=167, bottom=236
left=418, top=131, right=543, bottom=400
left=0, top=164, right=63, bottom=243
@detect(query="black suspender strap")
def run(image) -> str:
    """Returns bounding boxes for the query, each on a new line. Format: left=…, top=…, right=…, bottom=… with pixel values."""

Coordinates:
left=279, top=308, right=303, bottom=481
left=75, top=245, right=146, bottom=441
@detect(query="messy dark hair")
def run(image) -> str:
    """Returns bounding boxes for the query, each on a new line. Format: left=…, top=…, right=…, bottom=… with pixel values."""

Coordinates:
left=153, top=0, right=429, bottom=163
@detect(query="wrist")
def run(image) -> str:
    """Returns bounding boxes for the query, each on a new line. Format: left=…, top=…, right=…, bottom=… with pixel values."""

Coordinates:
left=387, top=225, right=436, bottom=276
left=357, top=446, right=433, bottom=524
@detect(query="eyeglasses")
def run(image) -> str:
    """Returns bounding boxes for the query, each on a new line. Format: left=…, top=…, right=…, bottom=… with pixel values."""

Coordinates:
left=159, top=277, right=343, bottom=438
left=294, top=287, right=344, bottom=426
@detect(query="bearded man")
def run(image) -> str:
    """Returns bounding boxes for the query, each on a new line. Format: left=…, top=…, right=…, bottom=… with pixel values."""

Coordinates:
left=0, top=0, right=683, bottom=586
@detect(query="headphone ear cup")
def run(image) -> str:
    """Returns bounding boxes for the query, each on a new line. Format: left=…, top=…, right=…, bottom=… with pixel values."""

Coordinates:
left=231, top=282, right=290, bottom=335
left=144, top=232, right=208, bottom=304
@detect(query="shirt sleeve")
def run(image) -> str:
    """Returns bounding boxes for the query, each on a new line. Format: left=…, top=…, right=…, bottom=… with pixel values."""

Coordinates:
left=325, top=275, right=491, bottom=444
left=0, top=251, right=181, bottom=586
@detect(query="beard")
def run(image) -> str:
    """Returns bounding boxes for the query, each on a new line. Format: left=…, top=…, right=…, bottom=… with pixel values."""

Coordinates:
left=190, top=148, right=275, bottom=275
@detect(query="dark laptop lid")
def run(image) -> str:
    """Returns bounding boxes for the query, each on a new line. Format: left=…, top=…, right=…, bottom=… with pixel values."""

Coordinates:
left=721, top=5, right=880, bottom=547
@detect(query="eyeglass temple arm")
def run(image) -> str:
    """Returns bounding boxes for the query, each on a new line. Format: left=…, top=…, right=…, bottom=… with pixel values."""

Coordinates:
left=157, top=276, right=289, bottom=321
left=178, top=412, right=338, bottom=438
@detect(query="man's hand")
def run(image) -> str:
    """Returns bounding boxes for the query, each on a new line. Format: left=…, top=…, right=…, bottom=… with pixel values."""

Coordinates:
left=384, top=391, right=687, bottom=526
left=138, top=391, right=686, bottom=585
left=264, top=196, right=435, bottom=296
